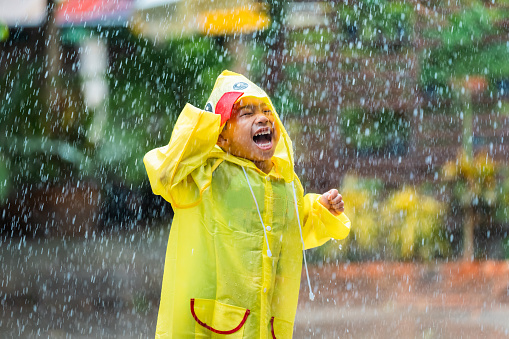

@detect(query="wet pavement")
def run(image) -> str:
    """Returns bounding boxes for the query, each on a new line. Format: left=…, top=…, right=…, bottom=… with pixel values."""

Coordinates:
left=2, top=223, right=509, bottom=338
left=296, top=262, right=509, bottom=338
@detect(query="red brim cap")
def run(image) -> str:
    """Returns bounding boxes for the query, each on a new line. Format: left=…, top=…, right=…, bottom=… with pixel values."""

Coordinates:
left=215, top=91, right=244, bottom=125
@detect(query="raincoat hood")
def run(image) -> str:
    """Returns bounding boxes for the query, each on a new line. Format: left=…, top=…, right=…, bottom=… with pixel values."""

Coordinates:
left=205, top=70, right=295, bottom=183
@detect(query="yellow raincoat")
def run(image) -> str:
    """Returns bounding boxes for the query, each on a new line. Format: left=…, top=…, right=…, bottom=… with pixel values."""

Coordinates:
left=144, top=71, right=350, bottom=338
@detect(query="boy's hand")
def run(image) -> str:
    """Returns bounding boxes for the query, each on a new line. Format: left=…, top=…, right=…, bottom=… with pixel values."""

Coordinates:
left=319, top=189, right=345, bottom=216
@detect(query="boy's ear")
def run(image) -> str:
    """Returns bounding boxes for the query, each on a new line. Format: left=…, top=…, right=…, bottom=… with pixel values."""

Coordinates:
left=217, top=132, right=228, bottom=149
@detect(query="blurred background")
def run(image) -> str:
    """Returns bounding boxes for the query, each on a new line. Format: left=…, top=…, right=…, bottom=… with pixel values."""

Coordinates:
left=1, top=0, right=509, bottom=338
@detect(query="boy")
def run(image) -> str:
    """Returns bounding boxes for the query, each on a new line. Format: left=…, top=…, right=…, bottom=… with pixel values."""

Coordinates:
left=144, top=70, right=350, bottom=338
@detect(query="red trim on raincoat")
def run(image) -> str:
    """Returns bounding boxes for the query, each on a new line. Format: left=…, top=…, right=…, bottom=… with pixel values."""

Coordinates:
left=270, top=317, right=277, bottom=338
left=190, top=298, right=250, bottom=335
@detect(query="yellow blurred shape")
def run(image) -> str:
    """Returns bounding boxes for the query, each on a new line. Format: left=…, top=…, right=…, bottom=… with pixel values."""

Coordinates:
left=339, top=175, right=380, bottom=250
left=200, top=4, right=270, bottom=35
left=383, top=187, right=445, bottom=259
left=130, top=1, right=271, bottom=40
left=443, top=149, right=496, bottom=183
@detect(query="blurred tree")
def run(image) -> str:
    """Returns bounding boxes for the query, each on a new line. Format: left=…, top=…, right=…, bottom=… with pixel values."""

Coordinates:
left=259, top=0, right=286, bottom=95
left=421, top=2, right=509, bottom=96
left=43, top=0, right=61, bottom=135
left=0, top=0, right=88, bottom=193
left=443, top=149, right=500, bottom=260
left=421, top=1, right=509, bottom=260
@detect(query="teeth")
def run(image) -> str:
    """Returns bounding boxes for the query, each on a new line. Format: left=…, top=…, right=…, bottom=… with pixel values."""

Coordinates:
left=254, top=130, right=271, bottom=136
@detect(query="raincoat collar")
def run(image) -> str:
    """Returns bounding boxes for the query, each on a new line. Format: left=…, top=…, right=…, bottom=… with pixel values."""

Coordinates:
left=206, top=70, right=296, bottom=183
left=210, top=145, right=291, bottom=181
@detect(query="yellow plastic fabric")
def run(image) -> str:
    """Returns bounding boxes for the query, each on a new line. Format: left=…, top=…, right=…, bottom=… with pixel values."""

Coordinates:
left=144, top=70, right=350, bottom=338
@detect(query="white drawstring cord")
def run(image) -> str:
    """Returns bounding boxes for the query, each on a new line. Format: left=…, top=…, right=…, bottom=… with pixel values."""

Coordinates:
left=242, top=166, right=272, bottom=257
left=291, top=181, right=315, bottom=301
left=241, top=166, right=314, bottom=300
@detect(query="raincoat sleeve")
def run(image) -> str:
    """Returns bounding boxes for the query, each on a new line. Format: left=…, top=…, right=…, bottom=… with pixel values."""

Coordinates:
left=296, top=178, right=351, bottom=249
left=143, top=103, right=222, bottom=209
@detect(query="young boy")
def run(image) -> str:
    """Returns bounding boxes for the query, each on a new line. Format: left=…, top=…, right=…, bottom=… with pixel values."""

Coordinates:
left=144, top=70, right=350, bottom=338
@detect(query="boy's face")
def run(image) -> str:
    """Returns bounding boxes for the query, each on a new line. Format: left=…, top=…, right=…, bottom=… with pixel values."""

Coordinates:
left=217, top=96, right=280, bottom=164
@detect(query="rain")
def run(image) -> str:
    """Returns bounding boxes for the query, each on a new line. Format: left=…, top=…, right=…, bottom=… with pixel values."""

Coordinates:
left=1, top=0, right=509, bottom=338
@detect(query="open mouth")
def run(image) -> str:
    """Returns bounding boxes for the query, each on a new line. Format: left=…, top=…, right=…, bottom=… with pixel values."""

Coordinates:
left=253, top=128, right=273, bottom=150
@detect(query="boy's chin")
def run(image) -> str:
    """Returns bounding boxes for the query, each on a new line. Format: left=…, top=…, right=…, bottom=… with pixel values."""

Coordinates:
left=252, top=149, right=277, bottom=162
left=237, top=150, right=275, bottom=163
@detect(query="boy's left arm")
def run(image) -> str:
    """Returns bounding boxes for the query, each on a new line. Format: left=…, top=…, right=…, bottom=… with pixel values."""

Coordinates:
left=299, top=184, right=351, bottom=249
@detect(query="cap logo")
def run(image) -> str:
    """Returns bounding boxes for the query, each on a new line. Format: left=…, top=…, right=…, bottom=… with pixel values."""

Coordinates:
left=233, top=82, right=249, bottom=90
left=204, top=102, right=214, bottom=113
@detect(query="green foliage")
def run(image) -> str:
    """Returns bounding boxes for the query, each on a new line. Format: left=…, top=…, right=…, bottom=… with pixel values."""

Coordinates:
left=1, top=57, right=46, bottom=137
left=0, top=23, right=8, bottom=41
left=247, top=40, right=304, bottom=116
left=336, top=0, right=415, bottom=47
left=268, top=63, right=302, bottom=116
left=0, top=152, right=10, bottom=202
left=494, top=168, right=509, bottom=224
left=133, top=292, right=153, bottom=314
left=270, top=86, right=302, bottom=117
left=421, top=2, right=509, bottom=92
left=263, top=0, right=287, bottom=49
left=243, top=40, right=267, bottom=82
left=0, top=51, right=89, bottom=190
left=503, top=236, right=509, bottom=259
left=339, top=108, right=410, bottom=155
left=287, top=27, right=336, bottom=59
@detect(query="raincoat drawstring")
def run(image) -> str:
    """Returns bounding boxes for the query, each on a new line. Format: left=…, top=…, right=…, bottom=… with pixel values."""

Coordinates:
left=242, top=166, right=272, bottom=257
left=291, top=181, right=315, bottom=301
left=241, top=165, right=314, bottom=301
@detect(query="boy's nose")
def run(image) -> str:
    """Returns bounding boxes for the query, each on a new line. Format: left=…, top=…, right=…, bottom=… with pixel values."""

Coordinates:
left=255, top=112, right=270, bottom=124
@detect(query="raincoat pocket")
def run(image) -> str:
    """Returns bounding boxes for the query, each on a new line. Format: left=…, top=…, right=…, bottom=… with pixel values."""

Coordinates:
left=270, top=317, right=294, bottom=339
left=191, top=298, right=250, bottom=338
